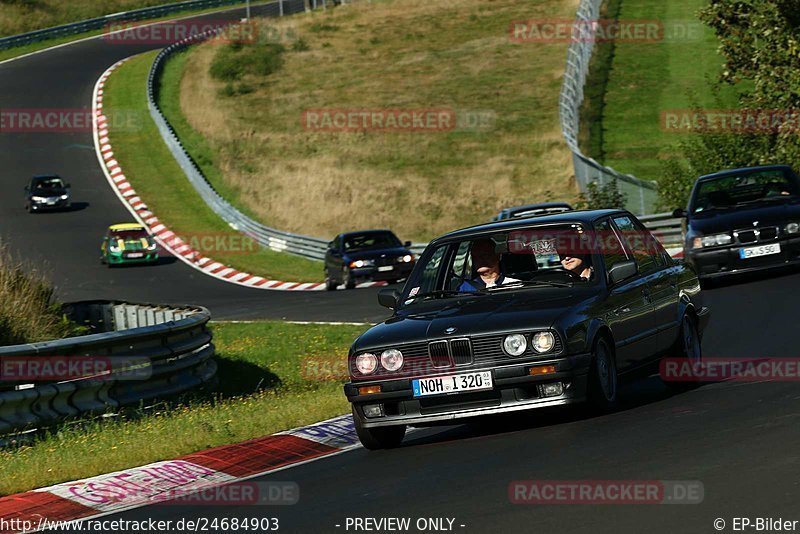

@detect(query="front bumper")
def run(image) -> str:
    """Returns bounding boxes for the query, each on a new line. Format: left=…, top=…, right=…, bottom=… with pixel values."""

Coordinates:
left=351, top=262, right=414, bottom=282
left=685, top=236, right=800, bottom=279
left=30, top=199, right=70, bottom=211
left=345, top=353, right=590, bottom=428
left=107, top=252, right=159, bottom=265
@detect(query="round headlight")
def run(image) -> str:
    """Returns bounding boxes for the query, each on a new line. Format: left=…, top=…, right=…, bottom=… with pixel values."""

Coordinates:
left=355, top=353, right=378, bottom=375
left=786, top=222, right=800, bottom=234
left=400, top=254, right=414, bottom=263
left=380, top=349, right=404, bottom=371
left=503, top=334, right=527, bottom=356
left=532, top=331, right=555, bottom=353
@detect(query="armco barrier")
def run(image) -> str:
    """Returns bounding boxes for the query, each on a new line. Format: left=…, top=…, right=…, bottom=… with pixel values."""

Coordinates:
left=0, top=0, right=248, bottom=50
left=559, top=0, right=660, bottom=215
left=0, top=301, right=215, bottom=436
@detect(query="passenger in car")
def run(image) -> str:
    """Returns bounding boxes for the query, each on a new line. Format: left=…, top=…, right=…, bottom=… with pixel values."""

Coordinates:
left=557, top=238, right=594, bottom=280
left=458, top=238, right=519, bottom=291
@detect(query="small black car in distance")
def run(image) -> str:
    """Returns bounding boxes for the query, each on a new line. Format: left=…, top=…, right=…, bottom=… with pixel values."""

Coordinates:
left=344, top=209, right=710, bottom=449
left=324, top=230, right=415, bottom=290
left=25, top=175, right=71, bottom=212
left=675, top=165, right=800, bottom=282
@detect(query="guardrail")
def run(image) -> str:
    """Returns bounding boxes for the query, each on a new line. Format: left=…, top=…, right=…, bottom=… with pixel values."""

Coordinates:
left=0, top=0, right=254, bottom=51
left=0, top=301, right=215, bottom=436
left=559, top=0, right=660, bottom=215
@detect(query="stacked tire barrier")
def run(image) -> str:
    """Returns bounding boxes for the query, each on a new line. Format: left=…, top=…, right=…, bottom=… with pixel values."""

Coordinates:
left=559, top=0, right=660, bottom=215
left=0, top=301, right=215, bottom=436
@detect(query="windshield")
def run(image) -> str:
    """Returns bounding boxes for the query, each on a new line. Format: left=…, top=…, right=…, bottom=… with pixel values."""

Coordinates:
left=691, top=169, right=800, bottom=213
left=401, top=224, right=596, bottom=305
left=33, top=178, right=64, bottom=190
left=111, top=230, right=149, bottom=241
left=343, top=232, right=401, bottom=251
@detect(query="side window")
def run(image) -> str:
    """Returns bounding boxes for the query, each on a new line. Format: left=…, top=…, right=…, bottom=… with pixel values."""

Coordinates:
left=449, top=241, right=472, bottom=289
left=415, top=245, right=448, bottom=296
left=612, top=215, right=660, bottom=275
left=595, top=219, right=629, bottom=272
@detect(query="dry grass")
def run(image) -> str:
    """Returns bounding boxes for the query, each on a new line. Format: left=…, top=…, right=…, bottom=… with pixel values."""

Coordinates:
left=0, top=0, right=193, bottom=37
left=0, top=248, right=73, bottom=345
left=176, top=0, right=578, bottom=241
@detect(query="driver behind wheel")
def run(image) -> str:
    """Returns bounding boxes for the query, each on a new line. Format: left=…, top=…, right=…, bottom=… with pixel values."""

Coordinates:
left=458, top=238, right=519, bottom=291
left=557, top=234, right=594, bottom=281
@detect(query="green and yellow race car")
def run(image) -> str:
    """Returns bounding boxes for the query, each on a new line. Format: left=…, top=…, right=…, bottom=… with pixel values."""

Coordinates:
left=100, top=223, right=160, bottom=267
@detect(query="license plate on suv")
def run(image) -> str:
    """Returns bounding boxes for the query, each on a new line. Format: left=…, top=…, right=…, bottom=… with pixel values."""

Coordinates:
left=412, top=371, right=493, bottom=398
left=125, top=252, right=144, bottom=258
left=739, top=243, right=781, bottom=259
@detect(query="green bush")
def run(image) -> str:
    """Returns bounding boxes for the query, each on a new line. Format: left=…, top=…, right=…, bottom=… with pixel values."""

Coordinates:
left=210, top=41, right=285, bottom=82
left=0, top=248, right=75, bottom=345
left=575, top=178, right=627, bottom=210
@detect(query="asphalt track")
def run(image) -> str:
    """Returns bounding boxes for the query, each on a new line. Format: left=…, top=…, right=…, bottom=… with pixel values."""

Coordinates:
left=0, top=3, right=388, bottom=322
left=5, top=4, right=800, bottom=534
left=108, top=268, right=800, bottom=533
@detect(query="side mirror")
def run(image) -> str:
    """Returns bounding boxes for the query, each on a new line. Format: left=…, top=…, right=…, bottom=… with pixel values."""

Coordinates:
left=404, top=241, right=412, bottom=247
left=608, top=260, right=638, bottom=286
left=378, top=288, right=400, bottom=309
left=672, top=208, right=687, bottom=218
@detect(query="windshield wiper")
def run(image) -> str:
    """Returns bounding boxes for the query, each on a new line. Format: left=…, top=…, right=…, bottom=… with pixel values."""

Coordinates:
left=414, top=289, right=487, bottom=300
left=489, top=280, right=574, bottom=290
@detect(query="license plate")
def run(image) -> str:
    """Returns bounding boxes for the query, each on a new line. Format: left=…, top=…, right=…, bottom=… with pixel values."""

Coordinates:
left=739, top=243, right=781, bottom=259
left=412, top=371, right=493, bottom=397
left=47, top=201, right=56, bottom=205
left=377, top=265, right=394, bottom=272
left=126, top=252, right=144, bottom=258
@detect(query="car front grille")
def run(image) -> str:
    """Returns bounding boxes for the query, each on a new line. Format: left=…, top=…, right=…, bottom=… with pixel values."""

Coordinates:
left=428, top=340, right=452, bottom=368
left=735, top=226, right=779, bottom=244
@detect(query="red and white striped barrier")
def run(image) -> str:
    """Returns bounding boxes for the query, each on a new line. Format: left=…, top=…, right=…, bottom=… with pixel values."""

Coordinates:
left=92, top=58, right=386, bottom=292
left=0, top=415, right=359, bottom=533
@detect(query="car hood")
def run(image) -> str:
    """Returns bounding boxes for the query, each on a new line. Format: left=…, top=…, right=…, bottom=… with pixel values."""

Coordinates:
left=31, top=188, right=68, bottom=196
left=689, top=199, right=800, bottom=234
left=343, top=247, right=411, bottom=261
left=355, top=288, right=591, bottom=350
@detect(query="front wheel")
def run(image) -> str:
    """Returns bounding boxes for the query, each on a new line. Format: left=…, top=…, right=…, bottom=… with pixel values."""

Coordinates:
left=353, top=408, right=406, bottom=450
left=343, top=267, right=356, bottom=289
left=324, top=270, right=337, bottom=291
left=586, top=338, right=618, bottom=412
left=663, top=314, right=702, bottom=390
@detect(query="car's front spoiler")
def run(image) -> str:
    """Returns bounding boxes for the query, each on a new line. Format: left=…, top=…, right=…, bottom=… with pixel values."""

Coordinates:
left=347, top=353, right=591, bottom=428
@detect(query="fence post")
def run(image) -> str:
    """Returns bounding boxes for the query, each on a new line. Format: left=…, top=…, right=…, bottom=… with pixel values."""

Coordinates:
left=279, top=0, right=284, bottom=16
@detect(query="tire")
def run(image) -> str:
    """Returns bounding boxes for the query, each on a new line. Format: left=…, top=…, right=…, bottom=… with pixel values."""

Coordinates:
left=353, top=408, right=406, bottom=450
left=343, top=267, right=356, bottom=289
left=662, top=314, right=703, bottom=390
left=324, top=272, right=337, bottom=291
left=586, top=337, right=618, bottom=412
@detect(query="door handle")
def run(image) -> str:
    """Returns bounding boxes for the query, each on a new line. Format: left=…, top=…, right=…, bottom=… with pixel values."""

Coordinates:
left=614, top=307, right=631, bottom=316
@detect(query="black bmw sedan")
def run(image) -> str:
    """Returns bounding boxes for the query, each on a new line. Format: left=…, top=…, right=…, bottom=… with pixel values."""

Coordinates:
left=324, top=230, right=415, bottom=290
left=674, top=165, right=800, bottom=282
left=344, top=209, right=710, bottom=449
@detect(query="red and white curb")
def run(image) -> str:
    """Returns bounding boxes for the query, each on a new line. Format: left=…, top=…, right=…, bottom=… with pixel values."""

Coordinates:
left=92, top=58, right=385, bottom=292
left=0, top=415, right=359, bottom=533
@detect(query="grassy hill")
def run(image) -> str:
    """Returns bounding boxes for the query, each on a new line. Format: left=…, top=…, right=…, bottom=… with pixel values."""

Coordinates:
left=165, top=0, right=579, bottom=242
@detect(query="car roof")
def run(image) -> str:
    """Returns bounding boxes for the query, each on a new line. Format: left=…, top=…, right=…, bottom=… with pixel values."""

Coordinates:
left=434, top=209, right=627, bottom=243
left=340, top=229, right=397, bottom=238
left=108, top=223, right=146, bottom=231
left=32, top=174, right=61, bottom=181
left=697, top=164, right=794, bottom=182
